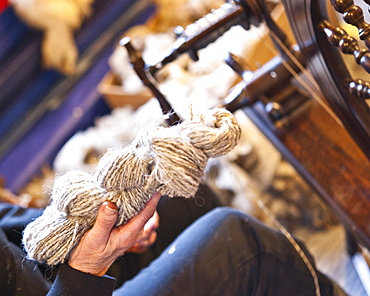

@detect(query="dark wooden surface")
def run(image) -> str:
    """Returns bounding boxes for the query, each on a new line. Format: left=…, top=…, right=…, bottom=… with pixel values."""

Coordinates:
left=282, top=0, right=370, bottom=161
left=244, top=99, right=370, bottom=249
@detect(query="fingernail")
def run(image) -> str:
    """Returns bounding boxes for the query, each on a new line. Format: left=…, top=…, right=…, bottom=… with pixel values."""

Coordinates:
left=104, top=205, right=117, bottom=216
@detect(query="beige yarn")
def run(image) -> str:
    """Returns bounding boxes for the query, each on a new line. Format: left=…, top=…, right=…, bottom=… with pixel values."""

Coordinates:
left=22, top=108, right=241, bottom=266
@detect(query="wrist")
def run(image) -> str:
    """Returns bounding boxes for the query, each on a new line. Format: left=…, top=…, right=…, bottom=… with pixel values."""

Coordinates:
left=68, top=260, right=109, bottom=277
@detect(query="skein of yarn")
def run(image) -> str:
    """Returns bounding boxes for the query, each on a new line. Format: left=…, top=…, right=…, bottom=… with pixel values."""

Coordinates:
left=22, top=107, right=241, bottom=266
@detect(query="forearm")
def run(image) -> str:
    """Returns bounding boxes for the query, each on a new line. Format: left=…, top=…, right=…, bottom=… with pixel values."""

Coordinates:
left=47, top=264, right=116, bottom=296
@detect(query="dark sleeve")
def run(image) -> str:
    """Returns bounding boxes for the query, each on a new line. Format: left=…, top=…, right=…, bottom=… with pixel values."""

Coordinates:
left=47, top=264, right=117, bottom=296
left=0, top=228, right=51, bottom=296
left=0, top=203, right=43, bottom=246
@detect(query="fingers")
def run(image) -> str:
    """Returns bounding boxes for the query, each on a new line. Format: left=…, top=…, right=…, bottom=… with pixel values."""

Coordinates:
left=67, top=192, right=161, bottom=276
left=144, top=211, right=160, bottom=232
left=89, top=202, right=118, bottom=244
left=126, top=211, right=160, bottom=253
left=125, top=192, right=161, bottom=232
left=141, top=192, right=161, bottom=221
left=127, top=231, right=157, bottom=254
left=113, top=192, right=161, bottom=249
left=91, top=192, right=160, bottom=248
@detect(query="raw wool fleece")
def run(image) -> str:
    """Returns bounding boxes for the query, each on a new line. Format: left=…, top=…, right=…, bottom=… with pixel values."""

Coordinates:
left=22, top=108, right=241, bottom=266
left=9, top=0, right=94, bottom=74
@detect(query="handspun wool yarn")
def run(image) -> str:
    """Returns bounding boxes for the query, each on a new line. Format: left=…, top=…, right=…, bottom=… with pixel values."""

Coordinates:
left=22, top=107, right=241, bottom=266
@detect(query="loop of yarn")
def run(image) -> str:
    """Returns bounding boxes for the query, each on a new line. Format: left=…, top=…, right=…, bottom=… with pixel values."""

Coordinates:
left=22, top=107, right=241, bottom=266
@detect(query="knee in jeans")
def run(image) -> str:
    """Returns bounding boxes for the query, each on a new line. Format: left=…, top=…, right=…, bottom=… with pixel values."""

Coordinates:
left=207, top=207, right=250, bottom=228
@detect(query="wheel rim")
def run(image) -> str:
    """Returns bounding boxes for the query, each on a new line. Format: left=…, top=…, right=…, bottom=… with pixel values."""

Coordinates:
left=282, top=0, right=370, bottom=159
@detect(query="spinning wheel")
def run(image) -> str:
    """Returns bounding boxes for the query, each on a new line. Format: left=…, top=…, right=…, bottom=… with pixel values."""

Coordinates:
left=270, top=0, right=370, bottom=251
left=283, top=0, right=370, bottom=160
left=122, top=0, right=370, bottom=250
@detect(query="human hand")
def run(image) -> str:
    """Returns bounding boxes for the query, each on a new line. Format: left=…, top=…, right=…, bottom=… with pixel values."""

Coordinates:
left=67, top=192, right=161, bottom=276
left=126, top=211, right=160, bottom=254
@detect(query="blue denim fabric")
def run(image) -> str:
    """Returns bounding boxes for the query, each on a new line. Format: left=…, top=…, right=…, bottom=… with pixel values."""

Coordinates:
left=116, top=208, right=339, bottom=296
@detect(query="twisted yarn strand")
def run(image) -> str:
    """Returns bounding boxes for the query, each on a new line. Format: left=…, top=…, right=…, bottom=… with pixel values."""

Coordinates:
left=22, top=108, right=241, bottom=266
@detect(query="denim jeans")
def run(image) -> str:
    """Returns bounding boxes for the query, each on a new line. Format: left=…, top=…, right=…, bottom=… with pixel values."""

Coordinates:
left=115, top=207, right=343, bottom=296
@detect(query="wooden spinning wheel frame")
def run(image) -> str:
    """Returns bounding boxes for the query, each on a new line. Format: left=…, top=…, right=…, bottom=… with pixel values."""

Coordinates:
left=283, top=0, right=370, bottom=160
left=238, top=0, right=370, bottom=251
left=279, top=0, right=370, bottom=250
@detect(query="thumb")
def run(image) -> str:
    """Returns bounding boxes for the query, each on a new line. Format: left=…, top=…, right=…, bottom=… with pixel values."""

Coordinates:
left=92, top=201, right=118, bottom=242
